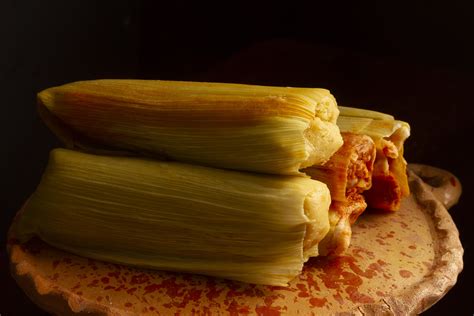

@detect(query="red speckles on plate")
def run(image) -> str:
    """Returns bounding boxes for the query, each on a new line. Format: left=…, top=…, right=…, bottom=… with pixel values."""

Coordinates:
left=71, top=283, right=81, bottom=290
left=255, top=297, right=282, bottom=316
left=368, top=261, right=384, bottom=274
left=226, top=300, right=251, bottom=316
left=114, top=284, right=127, bottom=292
left=160, top=278, right=187, bottom=298
left=376, top=290, right=386, bottom=297
left=126, top=287, right=137, bottom=295
left=309, top=297, right=327, bottom=307
left=129, top=273, right=150, bottom=285
left=52, top=259, right=60, bottom=270
left=399, top=270, right=414, bottom=278
left=333, top=292, right=344, bottom=305
left=87, top=279, right=99, bottom=288
left=49, top=273, right=59, bottom=281
left=108, top=271, right=121, bottom=279
left=351, top=246, right=375, bottom=259
left=205, top=279, right=225, bottom=301
left=345, top=286, right=375, bottom=304
left=185, top=288, right=203, bottom=302
left=296, top=283, right=310, bottom=297
left=375, top=238, right=387, bottom=245
left=143, top=283, right=161, bottom=295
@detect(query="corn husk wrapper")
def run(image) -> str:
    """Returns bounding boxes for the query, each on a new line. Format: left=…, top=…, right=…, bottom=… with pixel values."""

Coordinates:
left=38, top=80, right=343, bottom=175
left=15, top=149, right=331, bottom=286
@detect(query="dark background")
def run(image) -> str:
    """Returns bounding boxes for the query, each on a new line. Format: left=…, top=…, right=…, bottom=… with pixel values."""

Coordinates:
left=1, top=1, right=472, bottom=314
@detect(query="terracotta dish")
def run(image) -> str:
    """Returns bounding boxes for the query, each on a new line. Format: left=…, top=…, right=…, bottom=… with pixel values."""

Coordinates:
left=8, top=164, right=463, bottom=315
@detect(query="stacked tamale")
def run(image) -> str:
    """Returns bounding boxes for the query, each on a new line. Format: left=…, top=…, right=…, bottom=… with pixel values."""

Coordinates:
left=15, top=80, right=410, bottom=286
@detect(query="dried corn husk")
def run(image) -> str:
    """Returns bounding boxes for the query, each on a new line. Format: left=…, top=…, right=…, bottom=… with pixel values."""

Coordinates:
left=38, top=80, right=343, bottom=175
left=15, top=149, right=331, bottom=286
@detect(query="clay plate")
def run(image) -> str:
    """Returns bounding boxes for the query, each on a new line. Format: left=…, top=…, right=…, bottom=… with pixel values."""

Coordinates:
left=7, top=164, right=463, bottom=315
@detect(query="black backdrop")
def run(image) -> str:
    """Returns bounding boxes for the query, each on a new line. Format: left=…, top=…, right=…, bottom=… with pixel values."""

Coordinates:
left=2, top=1, right=473, bottom=314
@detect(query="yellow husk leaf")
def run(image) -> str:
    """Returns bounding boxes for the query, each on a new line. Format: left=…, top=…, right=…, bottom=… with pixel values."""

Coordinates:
left=338, top=106, right=395, bottom=120
left=15, top=149, right=331, bottom=286
left=38, top=80, right=343, bottom=175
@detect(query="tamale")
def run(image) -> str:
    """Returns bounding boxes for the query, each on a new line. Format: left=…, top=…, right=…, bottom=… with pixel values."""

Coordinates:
left=304, top=133, right=376, bottom=255
left=15, top=149, right=331, bottom=286
left=337, top=107, right=411, bottom=211
left=38, top=80, right=343, bottom=175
